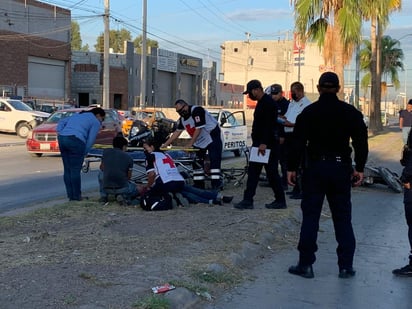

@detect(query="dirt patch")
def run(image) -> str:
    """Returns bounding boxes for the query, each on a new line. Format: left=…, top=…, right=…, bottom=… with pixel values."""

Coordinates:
left=0, top=183, right=303, bottom=309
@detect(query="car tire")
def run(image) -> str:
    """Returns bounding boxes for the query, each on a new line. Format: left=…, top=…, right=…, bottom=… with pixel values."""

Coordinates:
left=16, top=123, right=31, bottom=138
left=31, top=153, right=43, bottom=157
left=233, top=149, right=241, bottom=157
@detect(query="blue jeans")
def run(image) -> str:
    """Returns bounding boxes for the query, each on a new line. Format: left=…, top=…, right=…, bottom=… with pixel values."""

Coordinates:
left=402, top=127, right=411, bottom=145
left=58, top=135, right=86, bottom=201
left=181, top=184, right=218, bottom=204
left=98, top=171, right=138, bottom=201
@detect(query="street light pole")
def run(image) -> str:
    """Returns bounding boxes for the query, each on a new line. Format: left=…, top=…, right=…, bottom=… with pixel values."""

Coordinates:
left=397, top=34, right=412, bottom=108
left=405, top=64, right=408, bottom=107
left=243, top=32, right=251, bottom=112
left=103, top=0, right=110, bottom=109
left=140, top=0, right=147, bottom=108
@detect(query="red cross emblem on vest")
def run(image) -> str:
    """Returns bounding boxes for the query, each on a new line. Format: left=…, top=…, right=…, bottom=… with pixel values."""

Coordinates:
left=185, top=123, right=196, bottom=137
left=162, top=155, right=176, bottom=168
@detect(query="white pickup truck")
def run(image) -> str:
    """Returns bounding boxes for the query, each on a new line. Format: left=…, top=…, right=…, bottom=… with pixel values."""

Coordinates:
left=178, top=109, right=248, bottom=157
left=0, top=98, right=50, bottom=138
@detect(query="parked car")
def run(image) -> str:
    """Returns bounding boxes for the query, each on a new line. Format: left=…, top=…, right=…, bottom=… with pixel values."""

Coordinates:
left=0, top=98, right=50, bottom=138
left=177, top=109, right=248, bottom=157
left=116, top=110, right=134, bottom=136
left=26, top=107, right=122, bottom=157
left=134, top=109, right=169, bottom=127
left=120, top=109, right=172, bottom=137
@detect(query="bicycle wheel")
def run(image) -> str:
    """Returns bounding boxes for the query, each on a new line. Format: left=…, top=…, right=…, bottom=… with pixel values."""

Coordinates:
left=377, top=167, right=403, bottom=193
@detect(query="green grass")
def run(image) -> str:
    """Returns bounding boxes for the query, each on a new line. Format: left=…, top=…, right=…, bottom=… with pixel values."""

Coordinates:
left=132, top=295, right=170, bottom=309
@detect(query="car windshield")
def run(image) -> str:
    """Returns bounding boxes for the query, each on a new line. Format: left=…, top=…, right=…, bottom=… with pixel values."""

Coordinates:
left=7, top=99, right=33, bottom=111
left=209, top=111, right=219, bottom=121
left=46, top=111, right=77, bottom=123
left=135, top=112, right=151, bottom=120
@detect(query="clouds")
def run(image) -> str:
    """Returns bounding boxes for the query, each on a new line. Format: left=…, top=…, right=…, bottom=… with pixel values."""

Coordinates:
left=225, top=8, right=292, bottom=22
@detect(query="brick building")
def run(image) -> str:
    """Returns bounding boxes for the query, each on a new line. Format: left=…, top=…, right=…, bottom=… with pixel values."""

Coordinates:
left=0, top=0, right=71, bottom=99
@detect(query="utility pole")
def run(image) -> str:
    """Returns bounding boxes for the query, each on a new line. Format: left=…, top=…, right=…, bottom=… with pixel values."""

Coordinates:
left=103, top=0, right=110, bottom=109
left=243, top=32, right=251, bottom=112
left=354, top=42, right=360, bottom=109
left=140, top=0, right=147, bottom=108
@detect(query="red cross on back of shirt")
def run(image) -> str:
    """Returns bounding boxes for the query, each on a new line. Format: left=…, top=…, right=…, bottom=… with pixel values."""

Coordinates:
left=162, top=155, right=176, bottom=168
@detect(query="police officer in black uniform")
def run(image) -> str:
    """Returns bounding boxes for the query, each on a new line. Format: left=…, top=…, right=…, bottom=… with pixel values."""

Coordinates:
left=393, top=128, right=412, bottom=276
left=287, top=72, right=368, bottom=279
left=266, top=84, right=290, bottom=189
left=234, top=79, right=286, bottom=210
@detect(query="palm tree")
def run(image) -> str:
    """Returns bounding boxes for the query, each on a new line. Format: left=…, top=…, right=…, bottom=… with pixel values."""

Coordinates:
left=360, top=35, right=404, bottom=92
left=292, top=0, right=401, bottom=132
left=359, top=0, right=401, bottom=132
left=291, top=0, right=362, bottom=99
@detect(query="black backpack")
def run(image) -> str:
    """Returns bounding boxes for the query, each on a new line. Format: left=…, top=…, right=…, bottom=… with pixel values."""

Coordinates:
left=140, top=193, right=173, bottom=211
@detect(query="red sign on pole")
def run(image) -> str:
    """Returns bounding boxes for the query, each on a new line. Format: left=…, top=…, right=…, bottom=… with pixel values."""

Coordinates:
left=293, top=33, right=305, bottom=54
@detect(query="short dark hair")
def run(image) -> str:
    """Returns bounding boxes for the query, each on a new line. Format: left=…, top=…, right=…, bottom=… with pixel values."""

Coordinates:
left=175, top=99, right=188, bottom=105
left=90, top=107, right=106, bottom=117
left=142, top=136, right=163, bottom=151
left=291, top=81, right=304, bottom=92
left=112, top=135, right=128, bottom=149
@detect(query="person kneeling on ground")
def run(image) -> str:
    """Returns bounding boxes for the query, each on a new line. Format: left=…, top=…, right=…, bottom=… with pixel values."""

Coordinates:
left=140, top=137, right=233, bottom=207
left=139, top=137, right=188, bottom=208
left=98, top=135, right=139, bottom=206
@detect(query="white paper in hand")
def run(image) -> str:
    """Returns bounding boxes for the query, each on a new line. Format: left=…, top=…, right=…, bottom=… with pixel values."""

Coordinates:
left=249, top=147, right=270, bottom=164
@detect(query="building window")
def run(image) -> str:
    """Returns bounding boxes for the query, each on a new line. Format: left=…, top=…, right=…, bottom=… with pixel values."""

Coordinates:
left=263, top=48, right=267, bottom=52
left=234, top=48, right=238, bottom=52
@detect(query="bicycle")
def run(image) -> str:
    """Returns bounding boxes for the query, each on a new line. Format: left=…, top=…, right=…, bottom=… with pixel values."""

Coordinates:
left=362, top=164, right=403, bottom=193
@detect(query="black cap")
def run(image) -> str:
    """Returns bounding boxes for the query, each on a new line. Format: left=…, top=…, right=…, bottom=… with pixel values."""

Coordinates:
left=269, top=84, right=282, bottom=94
left=318, top=72, right=339, bottom=88
left=243, top=79, right=263, bottom=94
left=408, top=99, right=412, bottom=105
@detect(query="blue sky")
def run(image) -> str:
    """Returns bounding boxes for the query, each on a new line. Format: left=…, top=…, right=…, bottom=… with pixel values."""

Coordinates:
left=43, top=0, right=412, bottom=96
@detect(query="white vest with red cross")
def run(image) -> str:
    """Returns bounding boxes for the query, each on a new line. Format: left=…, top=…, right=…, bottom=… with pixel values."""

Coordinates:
left=178, top=106, right=218, bottom=149
left=153, top=152, right=185, bottom=183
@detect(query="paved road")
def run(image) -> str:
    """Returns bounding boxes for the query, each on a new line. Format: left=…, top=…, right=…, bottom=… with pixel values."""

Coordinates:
left=0, top=132, right=247, bottom=214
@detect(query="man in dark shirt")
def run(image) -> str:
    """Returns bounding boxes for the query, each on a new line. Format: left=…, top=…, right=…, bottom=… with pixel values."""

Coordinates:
left=234, top=79, right=286, bottom=210
left=399, top=99, right=412, bottom=145
left=287, top=72, right=368, bottom=279
left=98, top=135, right=138, bottom=205
left=266, top=83, right=290, bottom=189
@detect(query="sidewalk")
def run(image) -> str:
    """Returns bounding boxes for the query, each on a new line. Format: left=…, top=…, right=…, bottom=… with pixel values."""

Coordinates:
left=206, top=189, right=410, bottom=309
left=206, top=127, right=411, bottom=309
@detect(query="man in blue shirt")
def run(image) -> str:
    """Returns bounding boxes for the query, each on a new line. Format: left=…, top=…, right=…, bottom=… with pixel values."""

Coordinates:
left=57, top=107, right=105, bottom=201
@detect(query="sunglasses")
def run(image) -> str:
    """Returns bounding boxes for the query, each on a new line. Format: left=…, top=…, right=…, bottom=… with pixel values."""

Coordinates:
left=271, top=92, right=280, bottom=95
left=176, top=105, right=186, bottom=115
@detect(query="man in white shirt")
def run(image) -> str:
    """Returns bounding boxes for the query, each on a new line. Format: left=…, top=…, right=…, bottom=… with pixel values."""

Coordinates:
left=282, top=81, right=311, bottom=199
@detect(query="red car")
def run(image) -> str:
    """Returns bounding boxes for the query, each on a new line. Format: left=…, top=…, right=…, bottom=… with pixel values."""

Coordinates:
left=26, top=108, right=122, bottom=157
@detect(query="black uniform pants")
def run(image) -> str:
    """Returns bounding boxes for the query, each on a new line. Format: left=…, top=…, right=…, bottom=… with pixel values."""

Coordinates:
left=403, top=188, right=412, bottom=263
left=193, top=125, right=223, bottom=189
left=298, top=160, right=355, bottom=270
left=243, top=147, right=285, bottom=203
